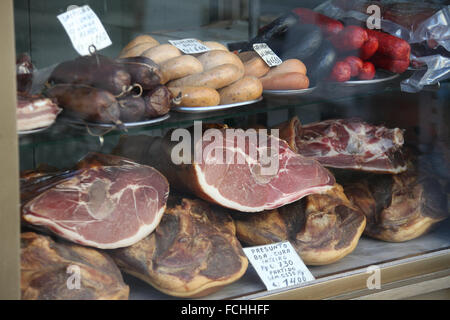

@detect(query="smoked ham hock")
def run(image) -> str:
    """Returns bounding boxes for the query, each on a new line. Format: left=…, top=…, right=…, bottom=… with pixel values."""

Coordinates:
left=277, top=117, right=408, bottom=174
left=21, top=153, right=169, bottom=249
left=112, top=127, right=335, bottom=212
left=110, top=196, right=248, bottom=298
left=233, top=184, right=366, bottom=265
left=21, top=232, right=129, bottom=300
left=343, top=168, right=448, bottom=242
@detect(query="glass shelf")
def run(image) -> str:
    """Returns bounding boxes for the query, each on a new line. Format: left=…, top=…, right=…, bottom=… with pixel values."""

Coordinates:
left=19, top=83, right=402, bottom=149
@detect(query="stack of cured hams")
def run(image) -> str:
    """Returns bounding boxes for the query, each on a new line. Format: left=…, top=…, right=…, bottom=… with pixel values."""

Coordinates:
left=20, top=118, right=448, bottom=300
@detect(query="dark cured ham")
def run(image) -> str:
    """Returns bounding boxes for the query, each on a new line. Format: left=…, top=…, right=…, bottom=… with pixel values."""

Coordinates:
left=113, top=127, right=335, bottom=213
left=277, top=117, right=407, bottom=174
left=233, top=184, right=366, bottom=265
left=21, top=153, right=169, bottom=249
left=21, top=232, right=129, bottom=300
left=110, top=196, right=248, bottom=298
left=343, top=167, right=448, bottom=242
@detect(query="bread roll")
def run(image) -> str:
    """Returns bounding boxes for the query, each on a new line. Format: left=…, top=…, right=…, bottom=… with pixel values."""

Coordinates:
left=121, top=35, right=160, bottom=54
left=238, top=51, right=270, bottom=78
left=160, top=55, right=203, bottom=84
left=260, top=72, right=309, bottom=90
left=203, top=41, right=229, bottom=51
left=196, top=50, right=244, bottom=77
left=218, top=76, right=263, bottom=105
left=169, top=86, right=220, bottom=107
left=119, top=42, right=159, bottom=58
left=141, top=44, right=182, bottom=65
left=265, top=59, right=307, bottom=78
left=167, top=64, right=242, bottom=90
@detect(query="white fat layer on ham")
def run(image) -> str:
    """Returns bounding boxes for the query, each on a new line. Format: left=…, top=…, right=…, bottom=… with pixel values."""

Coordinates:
left=17, top=114, right=58, bottom=131
left=23, top=205, right=166, bottom=249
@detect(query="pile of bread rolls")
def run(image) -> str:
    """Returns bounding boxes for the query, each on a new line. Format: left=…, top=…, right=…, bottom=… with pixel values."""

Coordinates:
left=119, top=35, right=263, bottom=107
left=239, top=52, right=310, bottom=91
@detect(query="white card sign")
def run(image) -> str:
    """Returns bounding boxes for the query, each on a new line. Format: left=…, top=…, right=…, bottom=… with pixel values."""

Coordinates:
left=252, top=43, right=282, bottom=67
left=168, top=39, right=210, bottom=54
left=243, top=241, right=315, bottom=291
left=57, top=5, right=112, bottom=56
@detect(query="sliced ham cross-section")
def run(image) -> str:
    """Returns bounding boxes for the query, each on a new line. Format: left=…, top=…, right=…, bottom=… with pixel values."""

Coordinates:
left=113, top=127, right=335, bottom=212
left=21, top=153, right=169, bottom=249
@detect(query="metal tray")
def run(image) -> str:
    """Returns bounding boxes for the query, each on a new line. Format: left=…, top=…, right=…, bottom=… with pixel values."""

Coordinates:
left=172, top=97, right=263, bottom=113
left=330, top=70, right=399, bottom=87
left=59, top=114, right=170, bottom=129
left=263, top=86, right=317, bottom=97
left=18, top=126, right=52, bottom=136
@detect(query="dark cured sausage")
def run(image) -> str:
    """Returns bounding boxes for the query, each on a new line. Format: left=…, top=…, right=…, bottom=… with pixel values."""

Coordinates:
left=117, top=96, right=146, bottom=122
left=277, top=24, right=323, bottom=61
left=243, top=12, right=299, bottom=51
left=303, top=39, right=337, bottom=85
left=49, top=55, right=131, bottom=96
left=16, top=53, right=34, bottom=94
left=116, top=56, right=162, bottom=90
left=142, top=85, right=172, bottom=118
left=47, top=84, right=121, bottom=125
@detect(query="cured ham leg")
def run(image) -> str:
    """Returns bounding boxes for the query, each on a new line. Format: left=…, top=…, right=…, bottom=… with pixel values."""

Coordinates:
left=113, top=127, right=335, bottom=213
left=21, top=232, right=129, bottom=300
left=234, top=184, right=366, bottom=265
left=343, top=168, right=448, bottom=242
left=110, top=196, right=248, bottom=298
left=277, top=117, right=408, bottom=174
left=21, top=153, right=169, bottom=249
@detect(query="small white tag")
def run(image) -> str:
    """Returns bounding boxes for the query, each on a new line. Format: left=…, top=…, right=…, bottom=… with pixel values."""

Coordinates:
left=243, top=241, right=315, bottom=291
left=168, top=39, right=210, bottom=54
left=252, top=43, right=282, bottom=67
left=57, top=5, right=112, bottom=56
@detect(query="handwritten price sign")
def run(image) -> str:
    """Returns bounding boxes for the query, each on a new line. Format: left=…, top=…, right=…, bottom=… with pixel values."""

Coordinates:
left=57, top=5, right=112, bottom=56
left=169, top=39, right=210, bottom=54
left=243, top=241, right=315, bottom=291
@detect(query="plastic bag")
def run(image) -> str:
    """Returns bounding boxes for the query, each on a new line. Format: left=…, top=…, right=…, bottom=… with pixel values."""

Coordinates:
left=315, top=1, right=450, bottom=92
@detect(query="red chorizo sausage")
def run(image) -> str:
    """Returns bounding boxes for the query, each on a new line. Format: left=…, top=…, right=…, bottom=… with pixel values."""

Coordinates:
left=292, top=8, right=344, bottom=36
left=366, top=30, right=410, bottom=60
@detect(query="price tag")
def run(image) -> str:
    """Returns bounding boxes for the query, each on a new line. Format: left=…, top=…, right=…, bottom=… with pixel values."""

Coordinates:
left=252, top=43, right=282, bottom=67
left=168, top=39, right=210, bottom=54
left=243, top=241, right=315, bottom=291
left=57, top=5, right=112, bottom=56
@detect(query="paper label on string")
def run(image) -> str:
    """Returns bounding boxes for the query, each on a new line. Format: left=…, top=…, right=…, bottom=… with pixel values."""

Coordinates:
left=243, top=241, right=315, bottom=291
left=168, top=39, right=210, bottom=54
left=252, top=43, right=282, bottom=67
left=57, top=5, right=112, bottom=56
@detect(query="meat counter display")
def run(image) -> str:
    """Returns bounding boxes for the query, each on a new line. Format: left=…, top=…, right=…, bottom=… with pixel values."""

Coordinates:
left=1, top=0, right=449, bottom=300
